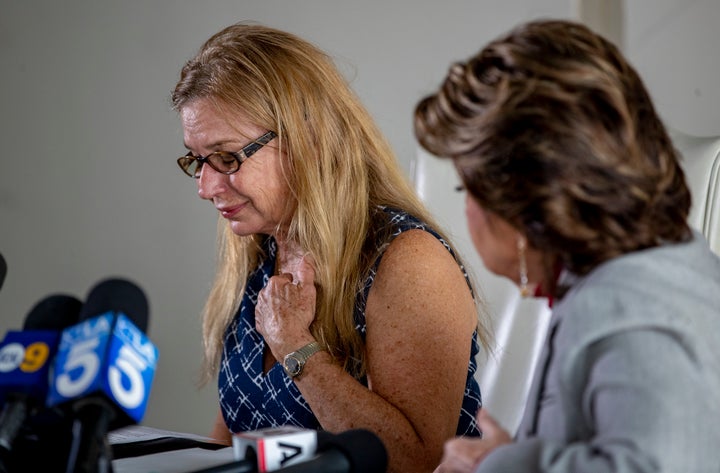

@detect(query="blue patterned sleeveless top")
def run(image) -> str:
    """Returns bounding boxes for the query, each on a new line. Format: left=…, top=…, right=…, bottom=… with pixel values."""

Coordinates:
left=217, top=207, right=482, bottom=436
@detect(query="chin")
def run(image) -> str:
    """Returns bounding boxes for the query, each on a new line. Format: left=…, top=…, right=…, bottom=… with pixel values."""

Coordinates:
left=478, top=256, right=513, bottom=282
left=228, top=222, right=256, bottom=236
left=229, top=221, right=275, bottom=237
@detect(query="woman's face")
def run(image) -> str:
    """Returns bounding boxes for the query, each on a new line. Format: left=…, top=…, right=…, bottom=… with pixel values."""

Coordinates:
left=465, top=193, right=523, bottom=283
left=181, top=98, right=292, bottom=237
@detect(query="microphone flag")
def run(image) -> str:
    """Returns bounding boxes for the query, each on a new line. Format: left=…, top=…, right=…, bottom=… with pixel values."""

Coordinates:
left=232, top=427, right=318, bottom=472
left=0, top=330, right=61, bottom=406
left=47, top=311, right=158, bottom=426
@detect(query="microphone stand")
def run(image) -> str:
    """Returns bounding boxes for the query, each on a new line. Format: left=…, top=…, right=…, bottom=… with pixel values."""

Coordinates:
left=65, top=401, right=114, bottom=473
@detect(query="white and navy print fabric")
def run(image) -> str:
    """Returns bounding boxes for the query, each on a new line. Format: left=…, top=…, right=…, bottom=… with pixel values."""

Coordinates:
left=217, top=207, right=482, bottom=436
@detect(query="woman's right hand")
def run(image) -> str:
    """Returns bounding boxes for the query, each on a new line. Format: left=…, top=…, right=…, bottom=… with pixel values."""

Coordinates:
left=255, top=254, right=318, bottom=360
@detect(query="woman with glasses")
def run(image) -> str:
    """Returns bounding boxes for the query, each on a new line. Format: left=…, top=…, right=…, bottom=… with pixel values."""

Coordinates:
left=415, top=19, right=720, bottom=473
left=172, top=22, right=489, bottom=472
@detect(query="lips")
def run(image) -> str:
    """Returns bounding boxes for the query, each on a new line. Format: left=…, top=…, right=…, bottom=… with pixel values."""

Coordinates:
left=216, top=203, right=245, bottom=218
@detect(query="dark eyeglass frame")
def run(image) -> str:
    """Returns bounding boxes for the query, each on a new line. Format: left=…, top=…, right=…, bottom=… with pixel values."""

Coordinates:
left=177, top=130, right=277, bottom=178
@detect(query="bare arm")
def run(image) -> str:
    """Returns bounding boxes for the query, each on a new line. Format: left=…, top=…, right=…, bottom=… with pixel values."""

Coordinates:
left=256, top=230, right=479, bottom=472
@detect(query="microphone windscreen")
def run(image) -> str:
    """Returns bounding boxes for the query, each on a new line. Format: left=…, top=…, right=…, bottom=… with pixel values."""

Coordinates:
left=80, top=278, right=149, bottom=332
left=318, top=429, right=388, bottom=472
left=0, top=252, right=6, bottom=292
left=23, top=294, right=82, bottom=330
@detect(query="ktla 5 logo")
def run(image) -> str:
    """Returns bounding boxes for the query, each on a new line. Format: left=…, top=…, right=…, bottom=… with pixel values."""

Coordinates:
left=52, top=314, right=155, bottom=411
left=0, top=339, right=51, bottom=374
left=53, top=340, right=147, bottom=410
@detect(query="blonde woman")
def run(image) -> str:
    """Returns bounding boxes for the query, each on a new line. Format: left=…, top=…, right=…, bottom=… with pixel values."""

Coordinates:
left=172, top=23, right=489, bottom=472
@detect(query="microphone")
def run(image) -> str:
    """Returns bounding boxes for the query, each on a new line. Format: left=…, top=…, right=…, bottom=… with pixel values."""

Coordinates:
left=191, top=427, right=320, bottom=473
left=273, top=429, right=387, bottom=473
left=193, top=429, right=387, bottom=473
left=189, top=459, right=257, bottom=473
left=0, top=253, right=6, bottom=293
left=0, top=294, right=82, bottom=473
left=47, top=278, right=158, bottom=473
left=232, top=427, right=319, bottom=471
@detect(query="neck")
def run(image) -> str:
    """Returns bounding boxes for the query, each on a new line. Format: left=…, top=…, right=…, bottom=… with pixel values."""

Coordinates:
left=274, top=238, right=305, bottom=275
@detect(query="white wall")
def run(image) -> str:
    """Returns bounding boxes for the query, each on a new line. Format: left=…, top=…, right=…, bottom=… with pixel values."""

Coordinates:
left=1, top=0, right=717, bottom=436
left=624, top=0, right=720, bottom=137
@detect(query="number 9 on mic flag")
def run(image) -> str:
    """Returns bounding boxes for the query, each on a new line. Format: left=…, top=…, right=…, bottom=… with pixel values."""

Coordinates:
left=0, top=331, right=58, bottom=405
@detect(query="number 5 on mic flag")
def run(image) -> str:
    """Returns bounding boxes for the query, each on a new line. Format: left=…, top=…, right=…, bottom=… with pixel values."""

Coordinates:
left=47, top=312, right=158, bottom=424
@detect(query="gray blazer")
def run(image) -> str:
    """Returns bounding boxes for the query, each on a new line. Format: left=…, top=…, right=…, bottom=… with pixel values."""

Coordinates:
left=478, top=231, right=720, bottom=473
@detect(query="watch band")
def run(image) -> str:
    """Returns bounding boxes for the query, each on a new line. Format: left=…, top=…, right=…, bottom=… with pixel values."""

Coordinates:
left=283, top=341, right=324, bottom=378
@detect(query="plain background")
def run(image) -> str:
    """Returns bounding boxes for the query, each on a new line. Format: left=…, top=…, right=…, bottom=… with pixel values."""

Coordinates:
left=1, top=0, right=718, bottom=436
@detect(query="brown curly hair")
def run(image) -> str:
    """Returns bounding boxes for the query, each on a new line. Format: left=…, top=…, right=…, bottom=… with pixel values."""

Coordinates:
left=415, top=19, right=691, bottom=285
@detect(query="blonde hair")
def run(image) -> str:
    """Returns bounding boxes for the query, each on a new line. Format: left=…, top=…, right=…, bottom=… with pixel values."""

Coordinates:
left=173, top=23, right=487, bottom=384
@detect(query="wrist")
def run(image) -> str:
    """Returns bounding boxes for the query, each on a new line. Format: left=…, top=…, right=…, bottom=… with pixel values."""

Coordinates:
left=282, top=340, right=326, bottom=379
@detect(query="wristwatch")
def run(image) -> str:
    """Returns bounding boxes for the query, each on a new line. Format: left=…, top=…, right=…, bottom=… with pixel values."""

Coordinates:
left=283, top=341, right=324, bottom=378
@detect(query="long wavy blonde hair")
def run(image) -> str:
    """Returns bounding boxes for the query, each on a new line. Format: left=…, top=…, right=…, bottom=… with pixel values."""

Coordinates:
left=172, top=22, right=487, bottom=384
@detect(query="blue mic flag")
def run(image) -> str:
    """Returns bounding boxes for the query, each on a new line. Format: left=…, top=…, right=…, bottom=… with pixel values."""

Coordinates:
left=47, top=311, right=158, bottom=425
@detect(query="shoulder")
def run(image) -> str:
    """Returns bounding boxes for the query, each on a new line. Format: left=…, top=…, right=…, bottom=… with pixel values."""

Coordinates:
left=374, top=206, right=444, bottom=238
left=366, top=227, right=476, bottom=329
left=376, top=228, right=464, bottom=286
left=555, top=234, right=720, bottom=349
left=370, top=206, right=460, bottom=271
left=363, top=227, right=478, bottom=380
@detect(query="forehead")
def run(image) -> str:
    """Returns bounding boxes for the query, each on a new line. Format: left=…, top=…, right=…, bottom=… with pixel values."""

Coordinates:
left=181, top=98, right=262, bottom=148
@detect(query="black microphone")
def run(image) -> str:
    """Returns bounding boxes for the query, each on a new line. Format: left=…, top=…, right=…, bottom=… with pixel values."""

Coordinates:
left=192, top=429, right=387, bottom=473
left=0, top=253, right=7, bottom=293
left=0, top=294, right=82, bottom=473
left=189, top=459, right=257, bottom=473
left=47, top=278, right=158, bottom=473
left=273, top=429, right=387, bottom=473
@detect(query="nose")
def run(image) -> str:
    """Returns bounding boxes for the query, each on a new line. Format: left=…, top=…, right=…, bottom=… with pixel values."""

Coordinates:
left=196, top=164, right=228, bottom=200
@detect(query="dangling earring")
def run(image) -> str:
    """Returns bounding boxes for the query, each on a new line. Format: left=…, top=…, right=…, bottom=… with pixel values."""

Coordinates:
left=517, top=236, right=530, bottom=297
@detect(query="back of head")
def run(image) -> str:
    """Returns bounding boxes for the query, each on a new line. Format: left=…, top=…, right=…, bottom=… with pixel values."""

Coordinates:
left=415, top=19, right=691, bottom=277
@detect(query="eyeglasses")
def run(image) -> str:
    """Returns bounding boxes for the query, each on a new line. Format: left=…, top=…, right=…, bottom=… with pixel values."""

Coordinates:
left=177, top=130, right=277, bottom=178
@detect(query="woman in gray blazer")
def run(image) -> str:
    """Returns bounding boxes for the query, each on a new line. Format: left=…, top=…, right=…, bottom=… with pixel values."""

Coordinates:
left=414, top=19, right=720, bottom=473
